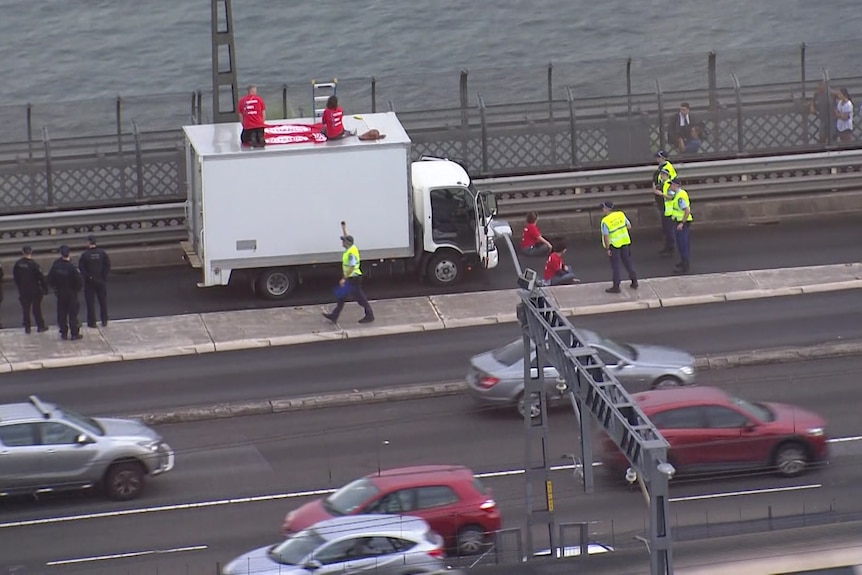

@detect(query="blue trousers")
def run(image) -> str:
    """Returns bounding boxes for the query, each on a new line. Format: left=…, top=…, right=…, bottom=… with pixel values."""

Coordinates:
left=675, top=222, right=691, bottom=264
left=609, top=245, right=637, bottom=287
left=661, top=215, right=676, bottom=250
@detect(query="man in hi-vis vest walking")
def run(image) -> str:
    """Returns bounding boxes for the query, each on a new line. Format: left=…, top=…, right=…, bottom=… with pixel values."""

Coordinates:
left=323, top=221, right=375, bottom=324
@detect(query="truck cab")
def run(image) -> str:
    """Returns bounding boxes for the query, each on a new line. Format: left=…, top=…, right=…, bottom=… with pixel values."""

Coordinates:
left=412, top=158, right=499, bottom=286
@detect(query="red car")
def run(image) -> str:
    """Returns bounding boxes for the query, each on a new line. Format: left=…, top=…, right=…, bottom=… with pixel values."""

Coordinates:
left=281, top=465, right=501, bottom=556
left=602, top=386, right=828, bottom=478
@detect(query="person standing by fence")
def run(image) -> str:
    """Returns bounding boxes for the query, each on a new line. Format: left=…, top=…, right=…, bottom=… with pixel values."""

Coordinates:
left=12, top=246, right=49, bottom=334
left=653, top=150, right=677, bottom=256
left=79, top=235, right=111, bottom=328
left=668, top=179, right=694, bottom=274
left=47, top=245, right=83, bottom=340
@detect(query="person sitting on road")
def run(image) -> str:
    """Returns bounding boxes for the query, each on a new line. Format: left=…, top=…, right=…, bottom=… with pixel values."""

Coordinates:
left=520, top=211, right=553, bottom=257
left=542, top=240, right=579, bottom=286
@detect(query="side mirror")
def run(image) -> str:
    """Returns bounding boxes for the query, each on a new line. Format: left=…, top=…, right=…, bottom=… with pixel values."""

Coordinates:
left=304, top=560, right=322, bottom=571
left=76, top=434, right=93, bottom=445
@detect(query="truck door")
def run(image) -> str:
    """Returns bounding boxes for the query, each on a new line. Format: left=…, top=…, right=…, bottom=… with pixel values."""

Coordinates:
left=430, top=187, right=475, bottom=253
left=473, top=191, right=494, bottom=268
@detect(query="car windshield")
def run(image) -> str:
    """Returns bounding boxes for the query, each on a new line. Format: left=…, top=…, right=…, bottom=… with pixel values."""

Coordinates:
left=324, top=478, right=380, bottom=515
left=491, top=341, right=527, bottom=366
left=58, top=408, right=104, bottom=436
left=730, top=397, right=775, bottom=422
left=595, top=336, right=637, bottom=361
left=269, top=530, right=326, bottom=565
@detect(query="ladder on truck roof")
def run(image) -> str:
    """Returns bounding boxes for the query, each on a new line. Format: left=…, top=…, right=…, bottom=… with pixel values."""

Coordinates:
left=312, top=78, right=337, bottom=118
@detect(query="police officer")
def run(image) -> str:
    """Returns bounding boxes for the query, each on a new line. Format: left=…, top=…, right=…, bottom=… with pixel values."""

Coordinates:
left=79, top=235, right=111, bottom=327
left=668, top=179, right=694, bottom=274
left=12, top=246, right=49, bottom=334
left=47, top=245, right=83, bottom=340
left=322, top=221, right=375, bottom=324
left=652, top=150, right=677, bottom=256
left=600, top=201, right=638, bottom=293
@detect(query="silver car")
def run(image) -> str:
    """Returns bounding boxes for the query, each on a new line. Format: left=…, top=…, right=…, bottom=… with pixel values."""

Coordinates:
left=0, top=395, right=174, bottom=501
left=466, top=330, right=696, bottom=417
left=223, top=515, right=447, bottom=575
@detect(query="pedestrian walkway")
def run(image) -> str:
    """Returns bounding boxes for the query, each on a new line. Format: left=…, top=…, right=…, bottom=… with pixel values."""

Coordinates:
left=1, top=263, right=861, bottom=373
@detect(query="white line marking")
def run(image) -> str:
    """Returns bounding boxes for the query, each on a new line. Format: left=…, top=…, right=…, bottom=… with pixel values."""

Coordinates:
left=46, top=545, right=207, bottom=566
left=670, top=483, right=821, bottom=503
left=2, top=434, right=858, bottom=530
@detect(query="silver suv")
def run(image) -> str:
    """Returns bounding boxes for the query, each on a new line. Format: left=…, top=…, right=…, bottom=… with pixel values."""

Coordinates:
left=0, top=396, right=174, bottom=501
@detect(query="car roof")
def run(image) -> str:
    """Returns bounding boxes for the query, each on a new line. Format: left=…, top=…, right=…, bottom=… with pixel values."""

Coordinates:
left=365, top=465, right=474, bottom=489
left=633, top=386, right=730, bottom=412
left=312, top=514, right=429, bottom=540
left=0, top=397, right=57, bottom=424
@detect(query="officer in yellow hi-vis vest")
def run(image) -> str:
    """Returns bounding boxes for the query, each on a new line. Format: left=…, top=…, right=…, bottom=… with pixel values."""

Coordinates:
left=600, top=201, right=638, bottom=294
left=652, top=150, right=677, bottom=257
left=323, top=221, right=375, bottom=324
left=667, top=179, right=694, bottom=274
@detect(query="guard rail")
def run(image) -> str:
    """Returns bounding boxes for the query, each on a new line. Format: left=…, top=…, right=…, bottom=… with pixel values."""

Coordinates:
left=2, top=150, right=861, bottom=256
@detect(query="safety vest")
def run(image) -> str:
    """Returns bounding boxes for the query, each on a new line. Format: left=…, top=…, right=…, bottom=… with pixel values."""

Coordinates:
left=601, top=211, right=632, bottom=248
left=342, top=245, right=362, bottom=277
left=658, top=161, right=678, bottom=217
left=671, top=188, right=694, bottom=222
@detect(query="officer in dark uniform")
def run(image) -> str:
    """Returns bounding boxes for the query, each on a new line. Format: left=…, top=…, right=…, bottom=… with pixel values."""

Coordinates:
left=47, top=245, right=83, bottom=340
left=12, top=245, right=49, bottom=334
left=79, top=235, right=111, bottom=327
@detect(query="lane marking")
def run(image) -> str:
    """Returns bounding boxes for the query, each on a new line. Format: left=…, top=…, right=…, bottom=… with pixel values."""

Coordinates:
left=46, top=545, right=207, bottom=566
left=1, top=435, right=858, bottom=530
left=670, top=483, right=821, bottom=503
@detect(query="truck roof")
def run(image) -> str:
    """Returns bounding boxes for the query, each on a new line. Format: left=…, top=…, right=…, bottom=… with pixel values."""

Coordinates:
left=182, top=111, right=411, bottom=158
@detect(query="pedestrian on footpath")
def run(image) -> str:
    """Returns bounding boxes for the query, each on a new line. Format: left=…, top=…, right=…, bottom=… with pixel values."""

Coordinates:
left=667, top=179, right=693, bottom=274
left=323, top=221, right=375, bottom=324
left=47, top=245, right=83, bottom=340
left=79, top=235, right=111, bottom=327
left=12, top=246, right=49, bottom=334
left=600, top=201, right=638, bottom=294
left=238, top=85, right=266, bottom=148
left=653, top=150, right=677, bottom=257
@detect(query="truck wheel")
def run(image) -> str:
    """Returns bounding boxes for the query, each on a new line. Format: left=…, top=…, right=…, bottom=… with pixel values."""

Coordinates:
left=426, top=252, right=462, bottom=286
left=256, top=268, right=298, bottom=300
left=104, top=461, right=145, bottom=501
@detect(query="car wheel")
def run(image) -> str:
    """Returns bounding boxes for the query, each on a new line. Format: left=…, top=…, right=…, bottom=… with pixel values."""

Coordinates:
left=652, top=376, right=683, bottom=390
left=517, top=393, right=541, bottom=419
left=773, top=442, right=809, bottom=477
left=105, top=461, right=145, bottom=501
left=456, top=525, right=487, bottom=556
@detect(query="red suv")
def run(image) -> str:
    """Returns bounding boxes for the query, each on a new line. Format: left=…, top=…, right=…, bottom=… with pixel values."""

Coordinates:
left=602, top=386, right=828, bottom=478
left=281, top=465, right=501, bottom=556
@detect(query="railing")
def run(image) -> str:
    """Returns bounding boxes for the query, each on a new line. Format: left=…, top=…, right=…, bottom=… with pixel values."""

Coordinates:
left=2, top=150, right=861, bottom=256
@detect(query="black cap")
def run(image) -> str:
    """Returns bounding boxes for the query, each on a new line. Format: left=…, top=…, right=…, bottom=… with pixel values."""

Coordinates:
left=22, top=245, right=32, bottom=255
left=59, top=245, right=71, bottom=257
left=601, top=200, right=614, bottom=209
left=669, top=178, right=681, bottom=185
left=656, top=150, right=668, bottom=159
left=340, top=234, right=355, bottom=244
left=87, top=234, right=97, bottom=244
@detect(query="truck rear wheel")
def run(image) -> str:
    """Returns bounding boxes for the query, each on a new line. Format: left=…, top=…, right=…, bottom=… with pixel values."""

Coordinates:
left=256, top=268, right=298, bottom=300
left=426, top=251, right=462, bottom=287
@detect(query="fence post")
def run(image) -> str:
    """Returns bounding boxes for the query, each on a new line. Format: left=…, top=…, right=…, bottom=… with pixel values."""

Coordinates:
left=626, top=57, right=633, bottom=116
left=116, top=95, right=123, bottom=154
left=822, top=68, right=833, bottom=147
left=132, top=121, right=146, bottom=200
left=477, top=94, right=489, bottom=174
left=460, top=69, right=470, bottom=165
left=548, top=62, right=557, bottom=166
left=371, top=76, right=377, bottom=113
left=42, top=126, right=55, bottom=208
left=800, top=42, right=807, bottom=99
left=800, top=43, right=809, bottom=143
left=281, top=84, right=288, bottom=119
left=196, top=90, right=203, bottom=124
left=731, top=74, right=744, bottom=153
left=190, top=91, right=197, bottom=124
left=655, top=79, right=666, bottom=150
left=567, top=86, right=579, bottom=168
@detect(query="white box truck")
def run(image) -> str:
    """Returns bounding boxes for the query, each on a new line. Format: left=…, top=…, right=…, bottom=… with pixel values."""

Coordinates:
left=181, top=112, right=509, bottom=299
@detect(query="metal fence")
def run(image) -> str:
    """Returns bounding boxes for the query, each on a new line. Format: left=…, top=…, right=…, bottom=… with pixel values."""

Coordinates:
left=3, top=49, right=862, bottom=213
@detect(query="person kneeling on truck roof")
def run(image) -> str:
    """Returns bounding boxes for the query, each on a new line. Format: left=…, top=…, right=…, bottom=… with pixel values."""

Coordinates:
left=321, top=96, right=347, bottom=140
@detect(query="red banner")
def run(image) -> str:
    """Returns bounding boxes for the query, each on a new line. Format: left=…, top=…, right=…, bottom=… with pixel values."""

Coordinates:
left=263, top=123, right=327, bottom=145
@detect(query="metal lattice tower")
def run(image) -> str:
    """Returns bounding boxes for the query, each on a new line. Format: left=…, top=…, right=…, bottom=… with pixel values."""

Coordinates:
left=514, top=265, right=675, bottom=575
left=211, top=0, right=239, bottom=123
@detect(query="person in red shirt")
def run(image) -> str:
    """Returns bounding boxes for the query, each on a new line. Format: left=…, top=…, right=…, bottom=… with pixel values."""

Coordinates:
left=543, top=240, right=578, bottom=286
left=238, top=85, right=266, bottom=148
left=321, top=95, right=346, bottom=140
left=520, top=211, right=553, bottom=257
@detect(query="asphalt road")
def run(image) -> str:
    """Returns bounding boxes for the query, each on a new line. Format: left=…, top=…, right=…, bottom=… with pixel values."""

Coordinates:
left=1, top=290, right=861, bottom=416
left=1, top=357, right=860, bottom=574
left=0, top=215, right=860, bottom=326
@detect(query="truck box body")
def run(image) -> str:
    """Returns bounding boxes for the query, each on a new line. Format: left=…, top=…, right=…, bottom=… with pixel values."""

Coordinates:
left=183, top=113, right=413, bottom=286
